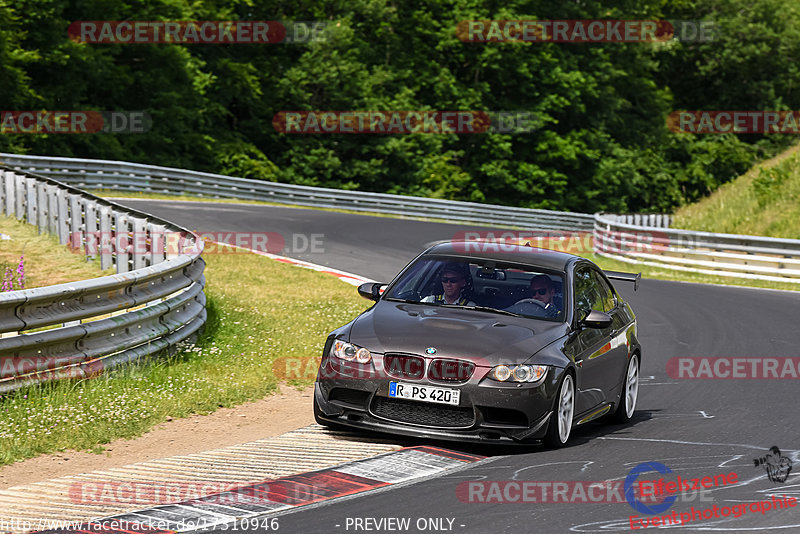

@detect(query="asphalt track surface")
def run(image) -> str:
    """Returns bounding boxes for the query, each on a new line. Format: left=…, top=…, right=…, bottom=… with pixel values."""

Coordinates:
left=122, top=199, right=800, bottom=533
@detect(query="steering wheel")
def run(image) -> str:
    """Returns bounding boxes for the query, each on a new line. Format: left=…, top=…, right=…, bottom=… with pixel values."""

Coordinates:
left=395, top=290, right=422, bottom=301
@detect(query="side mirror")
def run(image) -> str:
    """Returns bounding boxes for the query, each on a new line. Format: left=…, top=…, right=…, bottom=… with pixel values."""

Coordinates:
left=357, top=282, right=384, bottom=301
left=580, top=310, right=612, bottom=329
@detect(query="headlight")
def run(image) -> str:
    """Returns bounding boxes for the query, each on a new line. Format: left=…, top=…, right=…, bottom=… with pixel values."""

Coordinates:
left=488, top=364, right=547, bottom=383
left=332, top=340, right=372, bottom=364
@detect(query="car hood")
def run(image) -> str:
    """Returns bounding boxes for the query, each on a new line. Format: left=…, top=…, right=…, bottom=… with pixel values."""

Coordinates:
left=348, top=301, right=568, bottom=366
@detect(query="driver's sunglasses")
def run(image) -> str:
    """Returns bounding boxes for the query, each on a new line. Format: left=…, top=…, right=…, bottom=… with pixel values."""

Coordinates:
left=531, top=287, right=549, bottom=296
left=441, top=277, right=464, bottom=284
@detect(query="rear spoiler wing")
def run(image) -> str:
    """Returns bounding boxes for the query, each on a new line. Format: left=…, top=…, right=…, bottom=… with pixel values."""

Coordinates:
left=604, top=270, right=641, bottom=291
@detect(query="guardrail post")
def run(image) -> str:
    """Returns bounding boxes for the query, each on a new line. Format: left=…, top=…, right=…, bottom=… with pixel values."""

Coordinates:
left=36, top=182, right=48, bottom=234
left=57, top=189, right=69, bottom=244
left=99, top=205, right=112, bottom=270
left=14, top=172, right=25, bottom=220
left=132, top=217, right=147, bottom=269
left=4, top=171, right=14, bottom=216
left=47, top=184, right=59, bottom=235
left=25, top=177, right=36, bottom=224
left=114, top=212, right=130, bottom=273
left=0, top=171, right=5, bottom=210
left=84, top=200, right=98, bottom=262
left=69, top=193, right=82, bottom=250
left=165, top=230, right=180, bottom=260
left=149, top=223, right=166, bottom=265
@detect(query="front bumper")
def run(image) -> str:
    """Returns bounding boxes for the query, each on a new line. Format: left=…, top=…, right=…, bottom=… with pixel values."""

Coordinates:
left=313, top=357, right=562, bottom=444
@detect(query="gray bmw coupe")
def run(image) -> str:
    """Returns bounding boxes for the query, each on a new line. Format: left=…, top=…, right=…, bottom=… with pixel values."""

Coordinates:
left=313, top=241, right=641, bottom=447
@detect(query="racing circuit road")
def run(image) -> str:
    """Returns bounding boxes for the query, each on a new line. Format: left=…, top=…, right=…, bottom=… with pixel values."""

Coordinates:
left=122, top=199, right=800, bottom=533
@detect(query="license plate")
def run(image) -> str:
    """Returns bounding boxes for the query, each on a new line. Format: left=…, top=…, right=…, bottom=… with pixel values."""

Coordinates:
left=388, top=382, right=460, bottom=406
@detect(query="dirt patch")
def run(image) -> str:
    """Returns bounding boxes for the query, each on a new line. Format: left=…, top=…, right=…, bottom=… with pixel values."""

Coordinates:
left=0, top=385, right=315, bottom=490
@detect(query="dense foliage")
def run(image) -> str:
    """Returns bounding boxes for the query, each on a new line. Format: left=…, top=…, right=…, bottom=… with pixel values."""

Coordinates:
left=0, top=0, right=797, bottom=213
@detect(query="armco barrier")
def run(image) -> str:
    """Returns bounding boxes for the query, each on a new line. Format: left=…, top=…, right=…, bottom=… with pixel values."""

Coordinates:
left=0, top=153, right=595, bottom=231
left=0, top=165, right=206, bottom=393
left=594, top=213, right=800, bottom=283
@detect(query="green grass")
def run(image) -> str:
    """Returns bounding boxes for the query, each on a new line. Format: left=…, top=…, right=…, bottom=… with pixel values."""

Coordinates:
left=0, top=250, right=369, bottom=465
left=673, top=141, right=800, bottom=239
left=0, top=214, right=114, bottom=288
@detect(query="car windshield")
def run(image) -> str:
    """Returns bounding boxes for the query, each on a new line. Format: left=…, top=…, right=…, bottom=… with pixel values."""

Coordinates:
left=384, top=256, right=566, bottom=321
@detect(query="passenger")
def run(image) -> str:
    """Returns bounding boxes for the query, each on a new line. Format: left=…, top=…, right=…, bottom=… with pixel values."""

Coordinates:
left=422, top=263, right=476, bottom=305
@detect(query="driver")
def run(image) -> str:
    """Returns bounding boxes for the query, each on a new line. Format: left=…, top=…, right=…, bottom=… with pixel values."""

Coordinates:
left=526, top=274, right=559, bottom=316
left=422, top=263, right=476, bottom=305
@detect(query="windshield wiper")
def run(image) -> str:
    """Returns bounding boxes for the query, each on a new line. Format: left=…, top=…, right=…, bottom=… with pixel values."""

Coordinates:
left=440, top=304, right=523, bottom=317
left=384, top=297, right=424, bottom=304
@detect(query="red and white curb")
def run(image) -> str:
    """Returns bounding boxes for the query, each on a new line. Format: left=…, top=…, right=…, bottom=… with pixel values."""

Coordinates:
left=209, top=240, right=373, bottom=286
left=33, top=446, right=485, bottom=534
left=251, top=250, right=373, bottom=287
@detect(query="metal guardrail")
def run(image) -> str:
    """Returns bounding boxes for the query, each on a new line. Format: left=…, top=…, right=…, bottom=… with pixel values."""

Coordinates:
left=594, top=213, right=800, bottom=283
left=0, top=165, right=206, bottom=393
left=607, top=213, right=671, bottom=228
left=0, top=153, right=595, bottom=231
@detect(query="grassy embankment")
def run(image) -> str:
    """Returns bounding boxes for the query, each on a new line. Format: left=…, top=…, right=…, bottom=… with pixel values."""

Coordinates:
left=0, top=231, right=368, bottom=465
left=672, top=142, right=800, bottom=239
left=0, top=214, right=115, bottom=288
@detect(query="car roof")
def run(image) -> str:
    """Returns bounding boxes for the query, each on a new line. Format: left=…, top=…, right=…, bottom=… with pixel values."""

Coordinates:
left=423, top=241, right=580, bottom=272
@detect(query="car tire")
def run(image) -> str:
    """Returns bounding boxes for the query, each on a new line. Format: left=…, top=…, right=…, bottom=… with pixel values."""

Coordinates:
left=611, top=353, right=639, bottom=423
left=544, top=373, right=575, bottom=448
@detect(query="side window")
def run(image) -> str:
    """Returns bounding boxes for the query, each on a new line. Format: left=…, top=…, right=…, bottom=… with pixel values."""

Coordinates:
left=387, top=260, right=433, bottom=298
left=574, top=266, right=603, bottom=314
left=591, top=270, right=617, bottom=312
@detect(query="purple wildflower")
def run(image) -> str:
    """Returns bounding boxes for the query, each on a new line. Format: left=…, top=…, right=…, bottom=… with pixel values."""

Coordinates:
left=15, top=254, right=24, bottom=289
left=1, top=266, right=12, bottom=292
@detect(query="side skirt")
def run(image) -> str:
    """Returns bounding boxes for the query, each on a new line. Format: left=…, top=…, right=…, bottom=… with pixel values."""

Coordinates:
left=575, top=403, right=612, bottom=425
